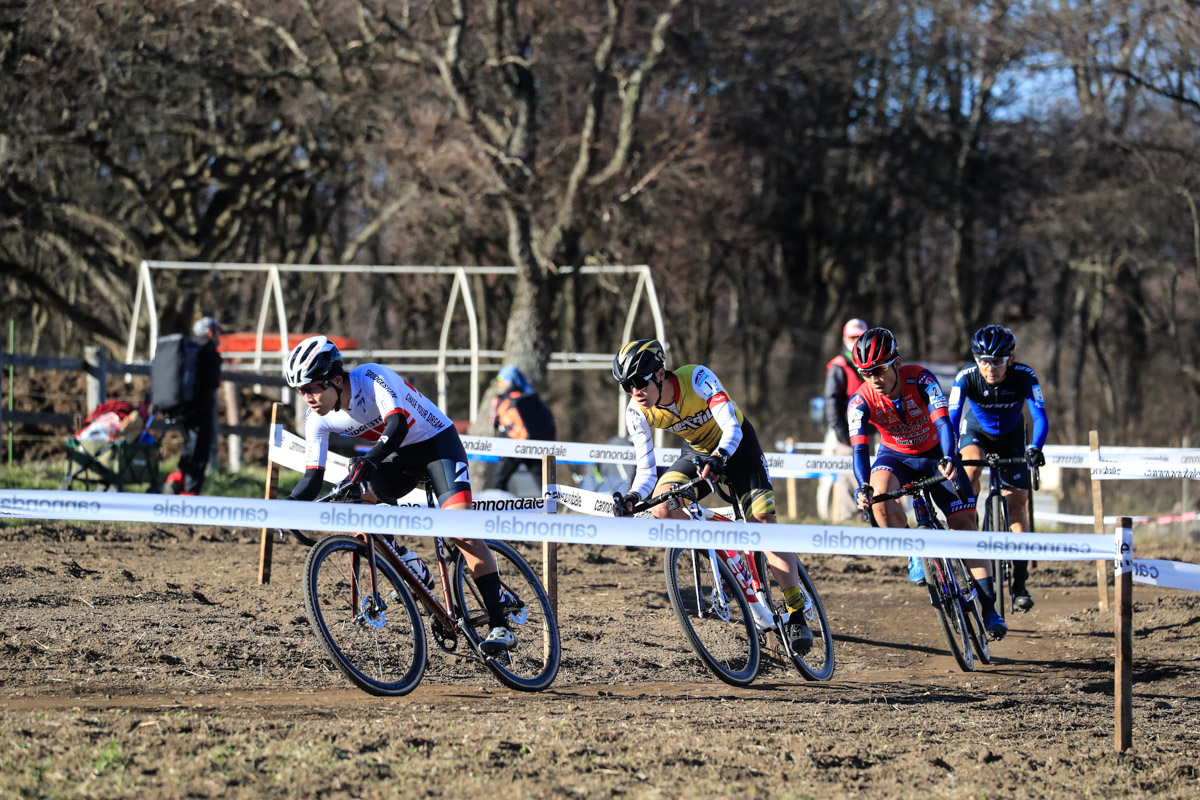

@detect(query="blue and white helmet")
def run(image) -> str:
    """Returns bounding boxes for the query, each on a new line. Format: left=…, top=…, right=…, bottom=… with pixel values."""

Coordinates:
left=284, top=335, right=343, bottom=388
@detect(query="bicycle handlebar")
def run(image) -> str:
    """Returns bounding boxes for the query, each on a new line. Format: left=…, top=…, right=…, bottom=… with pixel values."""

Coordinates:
left=613, top=475, right=714, bottom=517
left=958, top=453, right=1041, bottom=492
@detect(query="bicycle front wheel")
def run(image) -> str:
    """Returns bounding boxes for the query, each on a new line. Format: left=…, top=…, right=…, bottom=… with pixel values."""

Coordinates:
left=452, top=540, right=560, bottom=692
left=923, top=557, right=973, bottom=672
left=986, top=493, right=1011, bottom=615
left=303, top=535, right=428, bottom=696
left=664, top=548, right=760, bottom=687
left=753, top=552, right=835, bottom=681
left=952, top=559, right=991, bottom=665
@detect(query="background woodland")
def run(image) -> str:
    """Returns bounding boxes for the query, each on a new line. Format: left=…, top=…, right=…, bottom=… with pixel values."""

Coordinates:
left=4, top=0, right=1200, bottom=450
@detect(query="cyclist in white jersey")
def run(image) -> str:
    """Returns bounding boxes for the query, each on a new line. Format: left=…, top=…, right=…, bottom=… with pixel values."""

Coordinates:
left=283, top=335, right=515, bottom=654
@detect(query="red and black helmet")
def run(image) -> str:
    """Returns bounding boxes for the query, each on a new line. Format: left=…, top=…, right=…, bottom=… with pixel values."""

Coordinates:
left=852, top=327, right=899, bottom=371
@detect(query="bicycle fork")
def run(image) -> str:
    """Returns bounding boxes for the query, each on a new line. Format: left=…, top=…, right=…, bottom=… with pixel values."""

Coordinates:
left=351, top=534, right=388, bottom=628
left=717, top=549, right=775, bottom=632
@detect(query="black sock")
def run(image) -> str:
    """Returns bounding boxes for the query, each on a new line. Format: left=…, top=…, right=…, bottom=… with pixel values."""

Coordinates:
left=977, top=576, right=997, bottom=615
left=1012, top=560, right=1029, bottom=590
left=474, top=571, right=509, bottom=629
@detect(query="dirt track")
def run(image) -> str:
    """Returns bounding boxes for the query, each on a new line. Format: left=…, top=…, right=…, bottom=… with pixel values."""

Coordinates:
left=2, top=521, right=1198, bottom=798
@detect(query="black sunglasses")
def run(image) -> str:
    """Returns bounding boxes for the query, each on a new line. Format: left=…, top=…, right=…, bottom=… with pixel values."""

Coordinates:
left=621, top=372, right=656, bottom=393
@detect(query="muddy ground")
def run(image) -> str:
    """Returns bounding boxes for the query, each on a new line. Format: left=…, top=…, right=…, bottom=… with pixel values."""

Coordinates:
left=1, top=520, right=1198, bottom=799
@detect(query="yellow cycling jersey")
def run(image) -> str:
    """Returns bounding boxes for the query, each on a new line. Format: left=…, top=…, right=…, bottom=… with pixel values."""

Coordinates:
left=630, top=364, right=745, bottom=454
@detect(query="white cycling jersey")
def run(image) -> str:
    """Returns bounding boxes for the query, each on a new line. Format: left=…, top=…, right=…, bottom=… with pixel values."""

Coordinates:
left=303, top=363, right=453, bottom=470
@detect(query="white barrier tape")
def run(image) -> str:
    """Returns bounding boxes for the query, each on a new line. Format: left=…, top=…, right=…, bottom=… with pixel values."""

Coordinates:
left=269, top=425, right=853, bottom=477
left=1130, top=559, right=1200, bottom=592
left=1090, top=450, right=1200, bottom=481
left=546, top=483, right=735, bottom=520
left=268, top=426, right=1200, bottom=482
left=0, top=489, right=1114, bottom=561
left=1116, top=522, right=1133, bottom=577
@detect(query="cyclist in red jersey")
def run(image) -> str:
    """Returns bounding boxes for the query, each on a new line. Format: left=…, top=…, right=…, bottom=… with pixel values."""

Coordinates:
left=848, top=328, right=1007, bottom=639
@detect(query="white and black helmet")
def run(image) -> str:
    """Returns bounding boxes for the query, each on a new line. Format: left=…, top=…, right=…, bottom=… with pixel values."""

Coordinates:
left=284, top=335, right=343, bottom=388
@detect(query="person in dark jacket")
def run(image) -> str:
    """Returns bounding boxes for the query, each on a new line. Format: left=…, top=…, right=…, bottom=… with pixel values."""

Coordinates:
left=818, top=319, right=868, bottom=521
left=490, top=366, right=556, bottom=493
left=165, top=317, right=223, bottom=495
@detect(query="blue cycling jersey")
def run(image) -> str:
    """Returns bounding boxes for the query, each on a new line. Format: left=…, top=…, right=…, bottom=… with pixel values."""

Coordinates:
left=948, top=362, right=1048, bottom=449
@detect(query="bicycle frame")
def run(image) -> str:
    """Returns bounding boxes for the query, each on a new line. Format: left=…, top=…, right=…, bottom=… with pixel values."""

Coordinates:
left=629, top=477, right=780, bottom=634
left=318, top=479, right=505, bottom=660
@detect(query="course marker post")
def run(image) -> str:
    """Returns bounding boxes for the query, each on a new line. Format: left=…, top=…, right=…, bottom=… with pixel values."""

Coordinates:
left=258, top=403, right=281, bottom=584
left=1090, top=430, right=1109, bottom=610
left=1115, top=516, right=1133, bottom=752
left=542, top=455, right=558, bottom=661
left=785, top=437, right=797, bottom=519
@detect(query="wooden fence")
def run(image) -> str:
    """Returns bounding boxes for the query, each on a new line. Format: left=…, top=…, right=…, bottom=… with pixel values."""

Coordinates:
left=1, top=347, right=292, bottom=469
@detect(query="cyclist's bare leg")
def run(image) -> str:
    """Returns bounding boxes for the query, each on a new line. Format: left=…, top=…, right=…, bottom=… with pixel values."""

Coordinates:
left=1005, top=487, right=1030, bottom=533
left=648, top=480, right=694, bottom=521
left=869, top=470, right=907, bottom=528
left=948, top=508, right=991, bottom=581
left=746, top=510, right=801, bottom=591
left=959, top=443, right=985, bottom=497
left=452, top=537, right=500, bottom=577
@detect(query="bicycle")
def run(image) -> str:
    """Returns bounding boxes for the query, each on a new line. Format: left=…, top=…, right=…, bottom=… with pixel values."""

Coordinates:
left=620, top=476, right=834, bottom=686
left=290, top=476, right=561, bottom=697
left=863, top=473, right=989, bottom=672
left=958, top=453, right=1040, bottom=615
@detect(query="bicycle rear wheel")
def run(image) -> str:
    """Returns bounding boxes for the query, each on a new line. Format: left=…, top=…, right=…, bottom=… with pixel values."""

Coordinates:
left=951, top=559, right=991, bottom=665
left=303, top=535, right=428, bottom=696
left=985, top=493, right=1011, bottom=615
left=923, top=557, right=973, bottom=672
left=452, top=540, right=560, bottom=692
left=753, top=552, right=835, bottom=681
left=664, top=548, right=760, bottom=687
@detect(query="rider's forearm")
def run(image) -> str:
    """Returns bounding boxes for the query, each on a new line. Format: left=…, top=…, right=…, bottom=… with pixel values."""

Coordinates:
left=289, top=466, right=326, bottom=501
left=1028, top=399, right=1048, bottom=450
left=851, top=443, right=871, bottom=487
left=710, top=400, right=742, bottom=456
left=363, top=411, right=407, bottom=463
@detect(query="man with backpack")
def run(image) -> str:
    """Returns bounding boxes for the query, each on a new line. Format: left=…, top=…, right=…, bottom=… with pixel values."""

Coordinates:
left=161, top=317, right=223, bottom=495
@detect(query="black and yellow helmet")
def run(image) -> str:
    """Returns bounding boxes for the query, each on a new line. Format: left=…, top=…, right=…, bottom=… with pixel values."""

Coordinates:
left=612, top=339, right=667, bottom=384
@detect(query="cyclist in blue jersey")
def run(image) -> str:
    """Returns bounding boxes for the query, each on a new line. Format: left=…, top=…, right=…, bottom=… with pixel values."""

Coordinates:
left=948, top=325, right=1048, bottom=612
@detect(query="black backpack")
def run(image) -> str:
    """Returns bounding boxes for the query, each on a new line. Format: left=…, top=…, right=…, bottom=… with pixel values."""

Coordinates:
left=151, top=334, right=202, bottom=416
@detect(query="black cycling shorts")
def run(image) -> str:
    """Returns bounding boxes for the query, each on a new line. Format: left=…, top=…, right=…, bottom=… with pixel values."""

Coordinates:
left=369, top=427, right=473, bottom=508
left=657, top=418, right=776, bottom=517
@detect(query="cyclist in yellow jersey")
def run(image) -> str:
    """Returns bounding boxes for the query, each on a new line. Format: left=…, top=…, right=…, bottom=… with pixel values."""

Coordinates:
left=611, top=339, right=813, bottom=650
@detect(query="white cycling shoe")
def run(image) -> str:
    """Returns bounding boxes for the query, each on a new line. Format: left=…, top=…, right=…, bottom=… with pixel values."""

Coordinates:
left=480, top=626, right=517, bottom=654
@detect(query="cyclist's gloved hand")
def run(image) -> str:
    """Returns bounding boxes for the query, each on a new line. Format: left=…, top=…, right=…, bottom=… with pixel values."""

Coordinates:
left=1026, top=446, right=1046, bottom=468
left=697, top=449, right=728, bottom=480
left=614, top=492, right=640, bottom=517
left=937, top=455, right=957, bottom=479
left=855, top=484, right=873, bottom=510
left=347, top=455, right=379, bottom=486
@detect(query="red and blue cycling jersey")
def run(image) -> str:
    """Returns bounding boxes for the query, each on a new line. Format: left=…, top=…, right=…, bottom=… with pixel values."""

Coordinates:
left=948, top=362, right=1047, bottom=449
left=847, top=364, right=957, bottom=486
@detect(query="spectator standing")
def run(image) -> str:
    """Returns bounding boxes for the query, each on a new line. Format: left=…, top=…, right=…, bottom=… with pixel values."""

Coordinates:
left=490, top=366, right=557, bottom=493
left=818, top=319, right=868, bottom=521
left=164, top=317, right=223, bottom=495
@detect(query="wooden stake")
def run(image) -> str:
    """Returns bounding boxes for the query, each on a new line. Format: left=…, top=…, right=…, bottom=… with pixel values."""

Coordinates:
left=542, top=455, right=559, bottom=662
left=258, top=403, right=281, bottom=585
left=1115, top=516, right=1133, bottom=752
left=1089, top=430, right=1109, bottom=610
left=785, top=437, right=797, bottom=520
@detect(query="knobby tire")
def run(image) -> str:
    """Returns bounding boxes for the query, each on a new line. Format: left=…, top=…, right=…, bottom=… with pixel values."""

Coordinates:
left=452, top=540, right=560, bottom=692
left=664, top=548, right=760, bottom=687
left=952, top=558, right=991, bottom=665
left=986, top=493, right=1011, bottom=616
left=303, top=534, right=428, bottom=696
left=923, top=557, right=974, bottom=672
left=753, top=552, right=835, bottom=681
